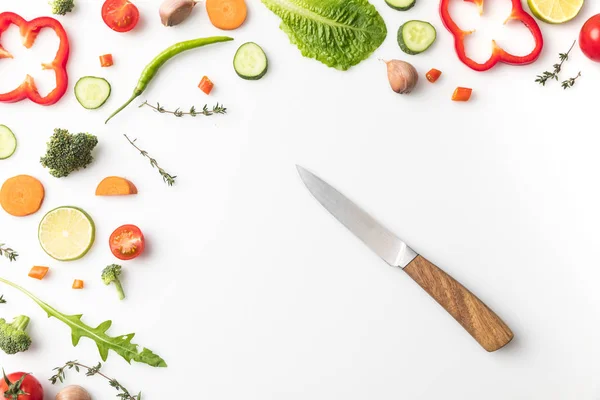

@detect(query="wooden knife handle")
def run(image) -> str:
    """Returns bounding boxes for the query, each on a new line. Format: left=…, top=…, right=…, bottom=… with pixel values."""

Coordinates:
left=404, top=255, right=513, bottom=352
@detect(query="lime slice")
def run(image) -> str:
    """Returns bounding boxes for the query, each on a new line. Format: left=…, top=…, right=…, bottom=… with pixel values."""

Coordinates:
left=528, top=0, right=584, bottom=24
left=38, top=206, right=95, bottom=261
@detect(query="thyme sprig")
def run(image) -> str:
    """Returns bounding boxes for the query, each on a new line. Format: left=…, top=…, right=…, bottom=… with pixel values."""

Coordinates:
left=140, top=101, right=227, bottom=118
left=50, top=361, right=142, bottom=400
left=561, top=71, right=581, bottom=89
left=536, top=40, right=576, bottom=86
left=0, top=244, right=18, bottom=262
left=124, top=135, right=176, bottom=186
left=0, top=295, right=6, bottom=304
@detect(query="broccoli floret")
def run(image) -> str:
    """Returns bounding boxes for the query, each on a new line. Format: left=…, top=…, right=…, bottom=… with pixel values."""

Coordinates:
left=40, top=128, right=98, bottom=178
left=50, top=0, right=75, bottom=15
left=102, top=264, right=125, bottom=300
left=0, top=316, right=32, bottom=355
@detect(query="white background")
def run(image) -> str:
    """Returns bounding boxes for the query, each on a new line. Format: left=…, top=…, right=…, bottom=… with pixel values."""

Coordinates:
left=0, top=0, right=599, bottom=398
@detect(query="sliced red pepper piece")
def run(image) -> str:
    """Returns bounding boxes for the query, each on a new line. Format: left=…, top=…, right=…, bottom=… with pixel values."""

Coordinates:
left=439, top=0, right=543, bottom=72
left=0, top=12, right=70, bottom=105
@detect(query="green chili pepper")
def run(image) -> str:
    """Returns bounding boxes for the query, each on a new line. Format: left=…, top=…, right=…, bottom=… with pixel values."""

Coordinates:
left=106, top=36, right=234, bottom=124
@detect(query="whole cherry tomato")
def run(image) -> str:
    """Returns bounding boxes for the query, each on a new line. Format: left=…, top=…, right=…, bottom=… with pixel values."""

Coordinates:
left=0, top=372, right=43, bottom=400
left=102, top=0, right=140, bottom=33
left=580, top=14, right=600, bottom=62
left=109, top=224, right=145, bottom=260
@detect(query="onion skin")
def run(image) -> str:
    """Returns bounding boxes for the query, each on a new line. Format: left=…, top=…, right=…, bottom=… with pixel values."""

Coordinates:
left=384, top=59, right=418, bottom=94
left=55, top=385, right=92, bottom=400
left=160, top=0, right=198, bottom=27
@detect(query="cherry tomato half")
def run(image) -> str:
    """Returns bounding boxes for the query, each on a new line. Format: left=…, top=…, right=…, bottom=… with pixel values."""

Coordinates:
left=0, top=372, right=44, bottom=400
left=109, top=224, right=145, bottom=260
left=102, top=0, right=140, bottom=33
left=580, top=14, right=600, bottom=62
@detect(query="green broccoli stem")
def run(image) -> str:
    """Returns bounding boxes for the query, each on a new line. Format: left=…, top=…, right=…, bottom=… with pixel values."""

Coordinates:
left=11, top=316, right=30, bottom=331
left=114, top=280, right=125, bottom=300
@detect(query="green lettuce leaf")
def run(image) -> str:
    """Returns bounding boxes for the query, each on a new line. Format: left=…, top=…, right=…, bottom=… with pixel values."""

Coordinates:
left=0, top=277, right=166, bottom=368
left=262, top=0, right=387, bottom=70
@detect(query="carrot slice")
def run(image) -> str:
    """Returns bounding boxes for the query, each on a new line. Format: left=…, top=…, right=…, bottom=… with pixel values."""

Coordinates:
left=29, top=266, right=49, bottom=280
left=0, top=175, right=45, bottom=217
left=452, top=87, right=473, bottom=102
left=100, top=54, right=114, bottom=67
left=198, top=76, right=214, bottom=95
left=95, top=176, right=138, bottom=196
left=206, top=0, right=247, bottom=30
left=72, top=279, right=84, bottom=289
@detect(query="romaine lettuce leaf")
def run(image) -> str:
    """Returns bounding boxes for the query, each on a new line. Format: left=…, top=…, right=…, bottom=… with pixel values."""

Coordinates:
left=262, top=0, right=387, bottom=70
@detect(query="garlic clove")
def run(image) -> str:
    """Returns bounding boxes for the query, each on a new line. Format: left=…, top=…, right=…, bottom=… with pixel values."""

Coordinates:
left=55, top=385, right=92, bottom=400
left=384, top=59, right=418, bottom=94
left=160, top=0, right=198, bottom=27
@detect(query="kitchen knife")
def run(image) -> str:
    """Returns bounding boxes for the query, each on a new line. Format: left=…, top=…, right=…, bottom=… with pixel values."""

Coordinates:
left=296, top=165, right=513, bottom=352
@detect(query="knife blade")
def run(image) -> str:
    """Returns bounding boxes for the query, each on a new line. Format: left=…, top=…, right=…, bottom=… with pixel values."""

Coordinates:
left=296, top=165, right=513, bottom=352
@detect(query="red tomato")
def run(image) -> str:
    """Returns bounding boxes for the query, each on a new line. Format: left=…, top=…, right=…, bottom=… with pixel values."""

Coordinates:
left=0, top=372, right=43, bottom=400
left=109, top=224, right=145, bottom=260
left=580, top=14, right=600, bottom=62
left=102, top=0, right=140, bottom=33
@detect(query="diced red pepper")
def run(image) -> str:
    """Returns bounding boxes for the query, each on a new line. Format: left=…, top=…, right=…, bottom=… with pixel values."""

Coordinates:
left=0, top=12, right=69, bottom=105
left=72, top=279, right=84, bottom=289
left=452, top=87, right=473, bottom=102
left=100, top=54, right=114, bottom=67
left=28, top=266, right=49, bottom=280
left=439, top=0, right=543, bottom=71
left=426, top=68, right=442, bottom=83
left=198, top=76, right=214, bottom=95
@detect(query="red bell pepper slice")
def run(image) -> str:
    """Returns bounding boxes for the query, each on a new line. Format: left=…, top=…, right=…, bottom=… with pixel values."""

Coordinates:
left=439, top=0, right=543, bottom=72
left=0, top=12, right=69, bottom=105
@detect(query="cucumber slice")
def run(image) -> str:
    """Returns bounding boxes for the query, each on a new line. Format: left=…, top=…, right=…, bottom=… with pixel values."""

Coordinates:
left=386, top=0, right=416, bottom=11
left=398, top=20, right=437, bottom=55
left=234, top=42, right=268, bottom=80
left=74, top=76, right=111, bottom=109
left=0, top=125, right=17, bottom=160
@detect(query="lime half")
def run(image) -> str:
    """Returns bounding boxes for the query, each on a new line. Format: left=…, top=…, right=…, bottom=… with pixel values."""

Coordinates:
left=528, top=0, right=584, bottom=24
left=38, top=206, right=95, bottom=261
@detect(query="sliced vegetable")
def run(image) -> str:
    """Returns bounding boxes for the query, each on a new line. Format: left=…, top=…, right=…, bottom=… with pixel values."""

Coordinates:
left=261, top=0, right=387, bottom=70
left=206, top=0, right=247, bottom=30
left=28, top=266, right=49, bottom=280
left=0, top=175, right=45, bottom=217
left=440, top=0, right=543, bottom=71
left=102, top=0, right=140, bottom=32
left=100, top=54, right=114, bottom=67
left=234, top=42, right=268, bottom=80
left=0, top=316, right=32, bottom=354
left=385, top=0, right=416, bottom=11
left=0, top=125, right=17, bottom=160
left=105, top=36, right=233, bottom=123
left=580, top=15, right=600, bottom=62
left=75, top=77, right=112, bottom=110
left=40, top=128, right=98, bottom=178
left=0, top=372, right=43, bottom=400
left=96, top=177, right=138, bottom=196
left=109, top=224, right=145, bottom=260
left=0, top=12, right=69, bottom=106
left=198, top=76, right=214, bottom=94
left=398, top=20, right=436, bottom=55
left=0, top=277, right=167, bottom=367
left=72, top=279, right=84, bottom=289
left=160, top=0, right=198, bottom=26
left=426, top=68, right=442, bottom=83
left=384, top=59, right=418, bottom=94
left=452, top=87, right=472, bottom=102
left=38, top=206, right=95, bottom=261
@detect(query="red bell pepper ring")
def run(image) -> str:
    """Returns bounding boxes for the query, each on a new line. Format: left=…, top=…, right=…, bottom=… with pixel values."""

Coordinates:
left=439, top=0, right=543, bottom=72
left=0, top=12, right=69, bottom=105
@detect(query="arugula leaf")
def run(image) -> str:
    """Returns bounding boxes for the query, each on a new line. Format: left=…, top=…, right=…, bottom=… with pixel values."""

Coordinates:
left=262, top=0, right=387, bottom=70
left=0, top=277, right=166, bottom=368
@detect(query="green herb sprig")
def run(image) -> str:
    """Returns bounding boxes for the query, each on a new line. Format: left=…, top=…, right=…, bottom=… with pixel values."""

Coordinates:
left=0, top=244, right=18, bottom=262
left=561, top=71, right=582, bottom=89
left=140, top=101, right=227, bottom=118
left=535, top=40, right=576, bottom=86
left=0, top=295, right=6, bottom=304
left=124, top=135, right=176, bottom=186
left=50, top=361, right=142, bottom=400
